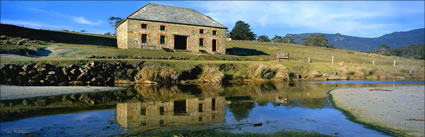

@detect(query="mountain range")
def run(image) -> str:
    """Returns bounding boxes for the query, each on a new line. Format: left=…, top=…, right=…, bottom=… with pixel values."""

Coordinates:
left=287, top=28, right=424, bottom=52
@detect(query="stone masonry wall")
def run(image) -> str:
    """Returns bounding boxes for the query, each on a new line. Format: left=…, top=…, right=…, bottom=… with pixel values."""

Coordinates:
left=121, top=19, right=226, bottom=54
left=117, top=20, right=128, bottom=49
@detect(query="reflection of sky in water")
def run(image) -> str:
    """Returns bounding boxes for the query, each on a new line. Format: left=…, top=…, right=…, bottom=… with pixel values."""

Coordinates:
left=223, top=102, right=388, bottom=137
left=0, top=110, right=123, bottom=137
left=303, top=80, right=424, bottom=84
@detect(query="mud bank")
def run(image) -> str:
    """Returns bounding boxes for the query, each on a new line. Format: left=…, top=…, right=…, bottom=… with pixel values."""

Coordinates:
left=330, top=86, right=425, bottom=137
left=1, top=61, right=422, bottom=86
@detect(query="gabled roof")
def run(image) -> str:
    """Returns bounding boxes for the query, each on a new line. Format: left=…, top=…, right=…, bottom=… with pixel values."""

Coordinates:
left=125, top=3, right=226, bottom=29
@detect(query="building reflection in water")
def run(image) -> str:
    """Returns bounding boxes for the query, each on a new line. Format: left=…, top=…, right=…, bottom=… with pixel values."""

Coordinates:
left=116, top=96, right=226, bottom=131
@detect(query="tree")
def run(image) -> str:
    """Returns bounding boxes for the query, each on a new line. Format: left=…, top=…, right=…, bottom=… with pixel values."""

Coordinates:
left=230, top=20, right=256, bottom=40
left=282, top=35, right=295, bottom=44
left=80, top=30, right=87, bottom=33
left=108, top=16, right=123, bottom=35
left=104, top=32, right=113, bottom=36
left=302, top=34, right=329, bottom=47
left=257, top=35, right=270, bottom=42
left=271, top=35, right=283, bottom=43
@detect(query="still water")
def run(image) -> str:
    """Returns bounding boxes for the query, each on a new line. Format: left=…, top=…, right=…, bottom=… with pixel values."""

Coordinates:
left=0, top=81, right=423, bottom=137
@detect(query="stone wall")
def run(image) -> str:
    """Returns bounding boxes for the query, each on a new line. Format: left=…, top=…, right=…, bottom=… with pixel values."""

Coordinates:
left=119, top=19, right=226, bottom=54
left=117, top=20, right=128, bottom=49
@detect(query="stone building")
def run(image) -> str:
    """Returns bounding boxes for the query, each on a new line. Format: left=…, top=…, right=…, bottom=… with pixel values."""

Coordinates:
left=116, top=96, right=226, bottom=131
left=116, top=3, right=227, bottom=54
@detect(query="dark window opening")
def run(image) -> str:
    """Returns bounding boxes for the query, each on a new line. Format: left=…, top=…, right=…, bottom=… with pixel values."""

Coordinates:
left=160, top=36, right=165, bottom=44
left=141, top=107, right=146, bottom=115
left=141, top=34, right=147, bottom=43
left=174, top=100, right=187, bottom=114
left=212, top=39, right=217, bottom=51
left=199, top=116, right=203, bottom=122
left=174, top=35, right=187, bottom=50
left=200, top=29, right=204, bottom=34
left=160, top=25, right=166, bottom=31
left=198, top=103, right=203, bottom=112
left=159, top=120, right=165, bottom=126
left=141, top=121, right=147, bottom=126
left=199, top=38, right=204, bottom=47
left=213, top=30, right=217, bottom=35
left=212, top=98, right=216, bottom=111
left=141, top=24, right=147, bottom=29
left=159, top=106, right=164, bottom=115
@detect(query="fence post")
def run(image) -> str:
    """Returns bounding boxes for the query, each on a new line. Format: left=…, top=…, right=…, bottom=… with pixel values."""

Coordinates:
left=308, top=57, right=311, bottom=63
left=393, top=60, right=396, bottom=67
left=332, top=56, right=334, bottom=64
left=372, top=60, right=375, bottom=66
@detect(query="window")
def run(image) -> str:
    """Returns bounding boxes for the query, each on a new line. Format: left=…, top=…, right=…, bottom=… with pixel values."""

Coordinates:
left=198, top=103, right=203, bottom=112
left=199, top=38, right=204, bottom=47
left=212, top=30, right=217, bottom=35
left=141, top=107, right=146, bottom=115
left=141, top=34, right=147, bottom=43
left=159, top=120, right=165, bottom=126
left=212, top=98, right=216, bottom=111
left=159, top=106, right=164, bottom=115
left=160, top=25, right=166, bottom=31
left=141, top=24, right=147, bottom=29
left=160, top=35, right=165, bottom=44
left=199, top=29, right=204, bottom=34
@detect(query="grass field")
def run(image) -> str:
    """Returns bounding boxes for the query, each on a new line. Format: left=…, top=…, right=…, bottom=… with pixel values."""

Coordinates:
left=2, top=39, right=423, bottom=75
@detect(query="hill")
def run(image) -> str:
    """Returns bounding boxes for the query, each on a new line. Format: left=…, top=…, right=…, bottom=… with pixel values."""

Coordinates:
left=287, top=28, right=425, bottom=52
left=0, top=24, right=423, bottom=81
left=0, top=24, right=116, bottom=47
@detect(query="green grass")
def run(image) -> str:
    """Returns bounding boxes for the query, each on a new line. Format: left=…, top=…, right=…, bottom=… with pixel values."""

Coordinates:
left=1, top=40, right=424, bottom=78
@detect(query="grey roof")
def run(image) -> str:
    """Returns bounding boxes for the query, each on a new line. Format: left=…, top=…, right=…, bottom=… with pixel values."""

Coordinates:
left=128, top=3, right=226, bottom=29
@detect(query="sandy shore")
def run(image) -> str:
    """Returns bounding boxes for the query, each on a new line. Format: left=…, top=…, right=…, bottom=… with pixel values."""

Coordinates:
left=0, top=85, right=126, bottom=100
left=331, top=86, right=424, bottom=137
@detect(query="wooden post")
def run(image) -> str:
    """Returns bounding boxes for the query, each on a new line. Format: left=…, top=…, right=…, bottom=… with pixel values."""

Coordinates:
left=308, top=57, right=311, bottom=63
left=332, top=56, right=334, bottom=64
left=372, top=60, right=375, bottom=66
left=393, top=60, right=396, bottom=67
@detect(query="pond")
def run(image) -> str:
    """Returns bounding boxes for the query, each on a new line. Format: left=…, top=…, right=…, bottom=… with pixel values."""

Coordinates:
left=0, top=81, right=423, bottom=137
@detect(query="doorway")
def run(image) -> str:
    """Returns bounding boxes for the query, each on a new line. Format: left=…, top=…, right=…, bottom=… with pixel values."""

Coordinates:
left=212, top=39, right=217, bottom=52
left=174, top=100, right=187, bottom=114
left=174, top=35, right=187, bottom=50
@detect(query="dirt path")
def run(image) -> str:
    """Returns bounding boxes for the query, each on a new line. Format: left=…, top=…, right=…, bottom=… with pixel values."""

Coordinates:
left=330, top=86, right=424, bottom=137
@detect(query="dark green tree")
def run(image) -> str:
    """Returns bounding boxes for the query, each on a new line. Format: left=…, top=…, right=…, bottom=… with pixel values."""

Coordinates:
left=257, top=35, right=271, bottom=42
left=302, top=34, right=329, bottom=47
left=282, top=35, right=295, bottom=44
left=271, top=35, right=283, bottom=43
left=108, top=16, right=123, bottom=35
left=230, top=21, right=256, bottom=40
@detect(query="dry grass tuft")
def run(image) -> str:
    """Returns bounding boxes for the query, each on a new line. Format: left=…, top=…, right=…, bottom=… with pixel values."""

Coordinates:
left=134, top=64, right=180, bottom=83
left=196, top=65, right=224, bottom=83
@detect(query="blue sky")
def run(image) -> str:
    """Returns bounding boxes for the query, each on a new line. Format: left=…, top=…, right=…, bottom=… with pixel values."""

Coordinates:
left=1, top=1, right=424, bottom=38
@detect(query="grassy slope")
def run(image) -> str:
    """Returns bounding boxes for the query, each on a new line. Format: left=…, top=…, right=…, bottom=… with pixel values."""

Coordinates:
left=2, top=40, right=424, bottom=77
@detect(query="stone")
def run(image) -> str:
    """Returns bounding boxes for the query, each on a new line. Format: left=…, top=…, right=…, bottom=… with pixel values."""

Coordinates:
left=48, top=71, right=55, bottom=75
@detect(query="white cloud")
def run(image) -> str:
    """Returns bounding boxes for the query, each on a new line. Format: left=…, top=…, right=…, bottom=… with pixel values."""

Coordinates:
left=189, top=1, right=424, bottom=37
left=1, top=19, right=67, bottom=29
left=72, top=16, right=103, bottom=26
left=26, top=8, right=103, bottom=26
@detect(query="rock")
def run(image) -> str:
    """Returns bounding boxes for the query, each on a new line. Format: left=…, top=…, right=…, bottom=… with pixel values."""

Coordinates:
left=48, top=71, right=55, bottom=75
left=19, top=72, right=26, bottom=76
left=143, top=80, right=158, bottom=84
left=0, top=35, right=7, bottom=40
